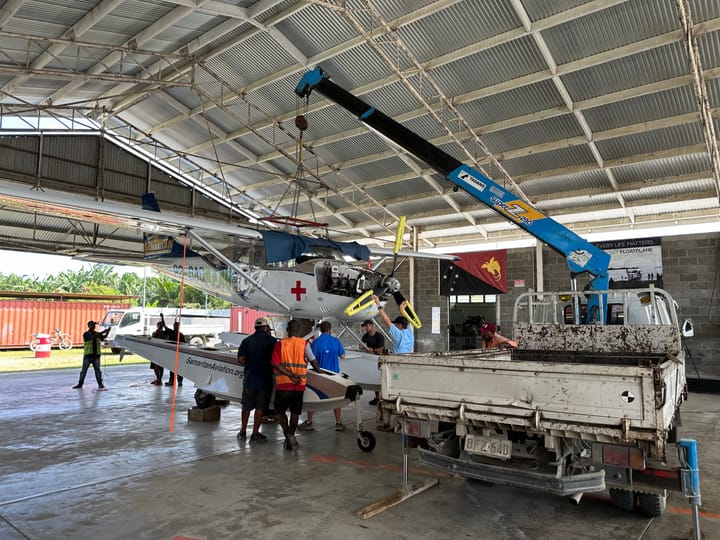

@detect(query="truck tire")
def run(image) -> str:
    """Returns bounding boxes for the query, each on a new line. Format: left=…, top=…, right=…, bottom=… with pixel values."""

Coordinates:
left=111, top=347, right=122, bottom=354
left=636, top=491, right=667, bottom=517
left=609, top=488, right=636, bottom=512
left=190, top=336, right=205, bottom=346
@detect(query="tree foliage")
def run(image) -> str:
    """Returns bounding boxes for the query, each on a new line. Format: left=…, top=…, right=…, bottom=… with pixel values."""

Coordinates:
left=0, top=264, right=230, bottom=308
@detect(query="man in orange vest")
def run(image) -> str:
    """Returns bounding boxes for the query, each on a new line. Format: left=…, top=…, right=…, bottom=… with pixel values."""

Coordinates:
left=271, top=320, right=320, bottom=450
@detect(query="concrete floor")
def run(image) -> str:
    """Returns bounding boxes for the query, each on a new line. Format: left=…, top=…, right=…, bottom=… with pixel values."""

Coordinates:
left=1, top=363, right=718, bottom=540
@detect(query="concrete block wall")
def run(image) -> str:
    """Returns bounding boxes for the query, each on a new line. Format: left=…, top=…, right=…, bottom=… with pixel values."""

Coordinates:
left=379, top=232, right=720, bottom=376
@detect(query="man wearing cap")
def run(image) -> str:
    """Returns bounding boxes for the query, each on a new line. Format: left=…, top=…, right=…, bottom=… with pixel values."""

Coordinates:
left=72, top=321, right=110, bottom=390
left=480, top=322, right=518, bottom=349
left=359, top=319, right=385, bottom=406
left=236, top=317, right=277, bottom=442
left=372, top=295, right=414, bottom=431
left=372, top=294, right=414, bottom=354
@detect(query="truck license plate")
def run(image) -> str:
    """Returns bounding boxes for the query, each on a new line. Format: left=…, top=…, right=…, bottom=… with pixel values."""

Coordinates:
left=464, top=434, right=512, bottom=460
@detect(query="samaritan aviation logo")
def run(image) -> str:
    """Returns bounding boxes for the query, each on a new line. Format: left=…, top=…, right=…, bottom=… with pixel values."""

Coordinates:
left=144, top=235, right=174, bottom=256
left=481, top=256, right=503, bottom=282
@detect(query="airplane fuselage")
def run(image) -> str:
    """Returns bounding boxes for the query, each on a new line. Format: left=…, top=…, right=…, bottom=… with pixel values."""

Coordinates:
left=148, top=254, right=385, bottom=322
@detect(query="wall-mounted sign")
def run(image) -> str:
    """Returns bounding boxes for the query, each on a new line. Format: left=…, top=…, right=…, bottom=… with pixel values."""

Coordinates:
left=594, top=237, right=663, bottom=289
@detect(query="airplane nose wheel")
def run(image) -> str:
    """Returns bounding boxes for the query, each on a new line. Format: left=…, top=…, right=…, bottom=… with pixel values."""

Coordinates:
left=357, top=431, right=376, bottom=452
left=352, top=394, right=376, bottom=452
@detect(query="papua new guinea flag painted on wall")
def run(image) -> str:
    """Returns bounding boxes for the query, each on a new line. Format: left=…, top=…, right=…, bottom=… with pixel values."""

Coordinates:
left=439, top=250, right=508, bottom=295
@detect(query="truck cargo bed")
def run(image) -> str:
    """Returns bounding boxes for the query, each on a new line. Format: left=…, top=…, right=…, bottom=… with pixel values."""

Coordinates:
left=381, top=348, right=684, bottom=459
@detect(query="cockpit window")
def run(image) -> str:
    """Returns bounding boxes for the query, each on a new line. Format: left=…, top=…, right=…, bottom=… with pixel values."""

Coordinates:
left=294, top=246, right=345, bottom=265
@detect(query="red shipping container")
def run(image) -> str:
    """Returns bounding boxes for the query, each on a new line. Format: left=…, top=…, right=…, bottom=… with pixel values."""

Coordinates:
left=229, top=307, right=280, bottom=334
left=0, top=300, right=130, bottom=349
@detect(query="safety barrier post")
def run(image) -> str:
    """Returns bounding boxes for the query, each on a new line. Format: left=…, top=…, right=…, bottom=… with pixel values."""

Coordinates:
left=678, top=439, right=702, bottom=540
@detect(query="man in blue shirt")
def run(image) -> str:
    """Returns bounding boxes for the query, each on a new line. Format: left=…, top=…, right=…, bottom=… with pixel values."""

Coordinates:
left=299, top=320, right=346, bottom=431
left=373, top=294, right=414, bottom=353
left=236, top=317, right=277, bottom=442
left=372, top=294, right=415, bottom=431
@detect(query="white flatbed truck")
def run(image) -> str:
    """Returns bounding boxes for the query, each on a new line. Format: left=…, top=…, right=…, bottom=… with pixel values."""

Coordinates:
left=380, top=288, right=689, bottom=515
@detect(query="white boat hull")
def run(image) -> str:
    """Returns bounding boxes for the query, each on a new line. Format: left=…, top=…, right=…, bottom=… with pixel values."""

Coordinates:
left=115, top=335, right=363, bottom=412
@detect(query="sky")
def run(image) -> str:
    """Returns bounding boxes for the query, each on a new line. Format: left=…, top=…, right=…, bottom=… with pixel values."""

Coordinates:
left=0, top=250, right=152, bottom=279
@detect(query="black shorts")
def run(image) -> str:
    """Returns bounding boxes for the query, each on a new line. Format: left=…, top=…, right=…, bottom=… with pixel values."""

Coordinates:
left=241, top=387, right=271, bottom=411
left=273, top=389, right=304, bottom=415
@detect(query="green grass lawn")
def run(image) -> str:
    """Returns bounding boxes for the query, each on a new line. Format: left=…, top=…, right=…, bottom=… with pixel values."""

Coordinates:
left=0, top=347, right=148, bottom=372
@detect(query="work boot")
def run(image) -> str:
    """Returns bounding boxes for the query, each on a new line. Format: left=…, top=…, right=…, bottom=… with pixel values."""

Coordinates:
left=287, top=434, right=298, bottom=449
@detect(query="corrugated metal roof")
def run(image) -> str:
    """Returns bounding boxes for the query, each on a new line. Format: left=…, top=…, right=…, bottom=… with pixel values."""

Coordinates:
left=0, top=0, right=718, bottom=257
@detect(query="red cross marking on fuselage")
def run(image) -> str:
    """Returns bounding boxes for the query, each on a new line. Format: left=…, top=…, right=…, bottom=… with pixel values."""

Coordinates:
left=290, top=280, right=306, bottom=301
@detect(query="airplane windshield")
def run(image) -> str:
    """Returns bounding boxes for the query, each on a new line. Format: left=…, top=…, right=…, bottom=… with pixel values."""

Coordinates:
left=294, top=246, right=346, bottom=265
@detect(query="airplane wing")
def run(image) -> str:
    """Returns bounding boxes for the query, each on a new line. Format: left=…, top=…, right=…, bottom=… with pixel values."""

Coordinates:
left=0, top=182, right=263, bottom=241
left=0, top=182, right=458, bottom=262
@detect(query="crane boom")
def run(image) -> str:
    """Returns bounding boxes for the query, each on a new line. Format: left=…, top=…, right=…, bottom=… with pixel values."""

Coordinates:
left=296, top=67, right=611, bottom=295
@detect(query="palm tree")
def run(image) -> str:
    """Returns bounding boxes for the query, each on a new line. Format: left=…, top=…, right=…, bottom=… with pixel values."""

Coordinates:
left=146, top=275, right=181, bottom=306
left=0, top=273, right=33, bottom=291
left=117, top=272, right=144, bottom=299
left=88, top=264, right=119, bottom=289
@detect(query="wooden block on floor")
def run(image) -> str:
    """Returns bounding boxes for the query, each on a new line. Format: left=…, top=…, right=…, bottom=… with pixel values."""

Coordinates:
left=188, top=405, right=221, bottom=422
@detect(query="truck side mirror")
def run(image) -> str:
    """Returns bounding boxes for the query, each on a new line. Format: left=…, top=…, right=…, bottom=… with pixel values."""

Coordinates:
left=681, top=318, right=694, bottom=338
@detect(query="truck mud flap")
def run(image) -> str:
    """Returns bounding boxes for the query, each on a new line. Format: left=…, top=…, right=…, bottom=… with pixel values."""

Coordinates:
left=418, top=448, right=606, bottom=496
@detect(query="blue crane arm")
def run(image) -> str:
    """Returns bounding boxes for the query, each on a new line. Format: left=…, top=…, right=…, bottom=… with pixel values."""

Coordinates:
left=296, top=67, right=610, bottom=293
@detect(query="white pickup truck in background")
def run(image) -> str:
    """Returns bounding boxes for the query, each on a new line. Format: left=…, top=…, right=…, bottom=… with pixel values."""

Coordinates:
left=100, top=307, right=230, bottom=352
left=380, top=287, right=691, bottom=516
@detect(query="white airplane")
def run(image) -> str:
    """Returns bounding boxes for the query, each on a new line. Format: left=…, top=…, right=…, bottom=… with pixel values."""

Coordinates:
left=0, top=184, right=457, bottom=327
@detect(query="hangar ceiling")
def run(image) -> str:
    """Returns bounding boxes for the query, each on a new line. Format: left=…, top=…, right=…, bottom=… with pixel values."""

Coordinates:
left=0, top=0, right=719, bottom=261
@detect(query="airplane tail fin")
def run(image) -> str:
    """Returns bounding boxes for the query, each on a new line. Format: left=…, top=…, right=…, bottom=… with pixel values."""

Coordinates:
left=141, top=193, right=200, bottom=260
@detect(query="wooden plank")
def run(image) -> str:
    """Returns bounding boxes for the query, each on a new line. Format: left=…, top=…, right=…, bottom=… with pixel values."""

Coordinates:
left=354, top=479, right=438, bottom=519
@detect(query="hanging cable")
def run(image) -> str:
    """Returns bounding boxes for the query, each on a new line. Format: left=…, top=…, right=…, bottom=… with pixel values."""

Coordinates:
left=168, top=232, right=188, bottom=433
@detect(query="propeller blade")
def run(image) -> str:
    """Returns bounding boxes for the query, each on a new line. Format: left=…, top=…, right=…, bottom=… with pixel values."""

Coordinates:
left=344, top=289, right=376, bottom=317
left=393, top=291, right=422, bottom=329
left=345, top=217, right=409, bottom=319
left=394, top=216, right=406, bottom=254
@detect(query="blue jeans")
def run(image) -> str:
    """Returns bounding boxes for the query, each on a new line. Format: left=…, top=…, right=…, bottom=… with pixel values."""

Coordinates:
left=78, top=355, right=103, bottom=386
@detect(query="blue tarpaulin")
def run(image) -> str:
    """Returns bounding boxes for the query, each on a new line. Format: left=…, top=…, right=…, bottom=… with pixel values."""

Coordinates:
left=260, top=230, right=370, bottom=263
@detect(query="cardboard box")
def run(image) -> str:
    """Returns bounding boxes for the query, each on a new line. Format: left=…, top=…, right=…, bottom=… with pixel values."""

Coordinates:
left=188, top=405, right=221, bottom=422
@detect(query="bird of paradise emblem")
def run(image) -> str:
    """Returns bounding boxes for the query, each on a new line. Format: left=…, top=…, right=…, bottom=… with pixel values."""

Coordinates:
left=482, top=256, right=502, bottom=281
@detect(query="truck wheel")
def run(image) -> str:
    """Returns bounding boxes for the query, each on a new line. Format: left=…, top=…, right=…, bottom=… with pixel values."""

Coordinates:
left=357, top=431, right=376, bottom=452
left=609, top=488, right=636, bottom=512
left=636, top=491, right=667, bottom=517
left=190, top=337, right=204, bottom=346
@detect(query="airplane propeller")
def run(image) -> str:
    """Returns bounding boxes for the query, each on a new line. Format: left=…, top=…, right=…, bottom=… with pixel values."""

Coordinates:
left=343, top=216, right=422, bottom=328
